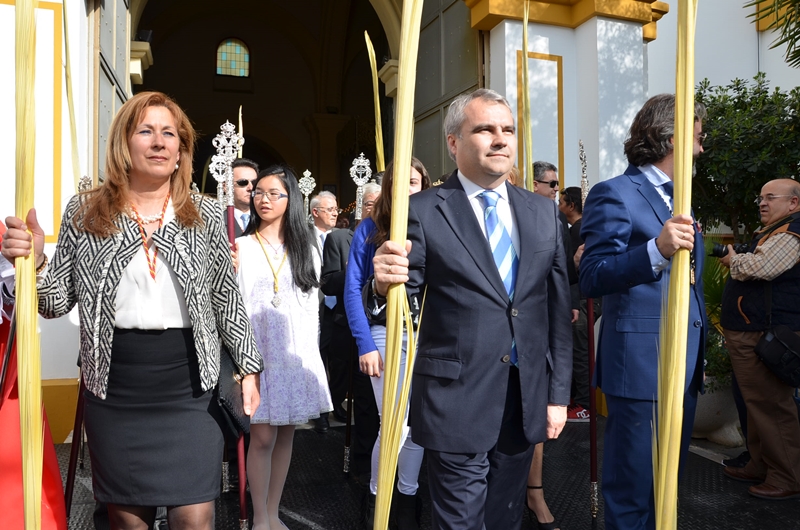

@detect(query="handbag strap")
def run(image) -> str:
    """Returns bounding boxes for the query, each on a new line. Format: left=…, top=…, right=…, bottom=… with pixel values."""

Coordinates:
left=765, top=281, right=773, bottom=328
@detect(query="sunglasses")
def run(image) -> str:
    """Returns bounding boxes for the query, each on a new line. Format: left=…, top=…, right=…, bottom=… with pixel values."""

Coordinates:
left=234, top=179, right=255, bottom=188
left=535, top=179, right=559, bottom=189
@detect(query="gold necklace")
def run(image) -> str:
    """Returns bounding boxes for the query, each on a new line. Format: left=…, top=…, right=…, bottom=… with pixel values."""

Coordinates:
left=255, top=232, right=288, bottom=307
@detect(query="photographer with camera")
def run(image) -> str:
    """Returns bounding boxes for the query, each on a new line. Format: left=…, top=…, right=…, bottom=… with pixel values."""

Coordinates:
left=719, top=178, right=800, bottom=501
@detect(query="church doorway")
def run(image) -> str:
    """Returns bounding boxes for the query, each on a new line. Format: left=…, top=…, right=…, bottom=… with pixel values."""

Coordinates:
left=132, top=0, right=393, bottom=202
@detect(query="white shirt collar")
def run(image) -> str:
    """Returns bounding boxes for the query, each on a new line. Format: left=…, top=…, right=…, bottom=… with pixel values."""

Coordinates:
left=457, top=170, right=510, bottom=202
left=638, top=163, right=672, bottom=188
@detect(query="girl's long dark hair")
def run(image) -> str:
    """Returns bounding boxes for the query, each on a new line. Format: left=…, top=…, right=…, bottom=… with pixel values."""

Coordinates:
left=369, top=156, right=431, bottom=246
left=243, top=164, right=319, bottom=293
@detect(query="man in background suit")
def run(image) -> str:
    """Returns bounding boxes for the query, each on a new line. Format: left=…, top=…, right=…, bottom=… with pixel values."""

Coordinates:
left=579, top=94, right=707, bottom=530
left=320, top=183, right=382, bottom=480
left=371, top=89, right=572, bottom=530
left=226, top=158, right=259, bottom=237
left=311, top=191, right=341, bottom=432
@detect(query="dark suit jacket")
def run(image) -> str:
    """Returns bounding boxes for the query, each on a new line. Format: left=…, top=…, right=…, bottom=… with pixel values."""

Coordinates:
left=579, top=165, right=706, bottom=400
left=224, top=212, right=245, bottom=239
left=406, top=173, right=573, bottom=453
left=321, top=228, right=353, bottom=329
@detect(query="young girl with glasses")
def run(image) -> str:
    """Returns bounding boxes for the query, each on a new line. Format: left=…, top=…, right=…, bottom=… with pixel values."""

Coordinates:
left=236, top=164, right=332, bottom=530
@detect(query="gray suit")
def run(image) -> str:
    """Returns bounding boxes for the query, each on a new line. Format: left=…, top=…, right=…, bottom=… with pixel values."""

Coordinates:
left=404, top=173, right=572, bottom=529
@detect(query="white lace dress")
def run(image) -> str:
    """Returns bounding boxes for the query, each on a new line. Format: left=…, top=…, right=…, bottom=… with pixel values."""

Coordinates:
left=236, top=236, right=332, bottom=425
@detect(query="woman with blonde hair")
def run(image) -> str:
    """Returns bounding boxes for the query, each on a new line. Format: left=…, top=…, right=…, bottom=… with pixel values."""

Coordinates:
left=2, top=91, right=262, bottom=530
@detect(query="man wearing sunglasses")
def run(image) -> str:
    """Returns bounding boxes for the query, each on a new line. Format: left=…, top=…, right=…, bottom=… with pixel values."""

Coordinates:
left=532, top=161, right=560, bottom=200
left=230, top=158, right=259, bottom=236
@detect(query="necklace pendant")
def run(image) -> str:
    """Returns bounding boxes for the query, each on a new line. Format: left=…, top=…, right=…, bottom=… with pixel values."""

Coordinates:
left=271, top=296, right=281, bottom=308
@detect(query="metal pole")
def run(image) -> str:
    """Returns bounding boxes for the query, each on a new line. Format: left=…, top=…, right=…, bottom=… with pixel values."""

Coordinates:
left=588, top=299, right=598, bottom=521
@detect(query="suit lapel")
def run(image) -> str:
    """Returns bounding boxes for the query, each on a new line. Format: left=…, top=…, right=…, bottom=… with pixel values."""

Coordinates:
left=629, top=168, right=671, bottom=226
left=114, top=216, right=148, bottom=267
left=152, top=220, right=193, bottom=289
left=436, top=178, right=509, bottom=303
left=507, top=185, right=537, bottom=297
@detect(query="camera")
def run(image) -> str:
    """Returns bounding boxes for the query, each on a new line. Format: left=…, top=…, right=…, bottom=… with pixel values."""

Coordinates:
left=709, top=242, right=750, bottom=258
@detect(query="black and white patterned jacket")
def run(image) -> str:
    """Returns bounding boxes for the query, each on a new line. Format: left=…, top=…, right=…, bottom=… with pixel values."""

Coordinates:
left=38, top=193, right=264, bottom=399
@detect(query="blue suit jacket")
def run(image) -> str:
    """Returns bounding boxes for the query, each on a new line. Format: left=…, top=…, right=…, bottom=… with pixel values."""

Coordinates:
left=407, top=174, right=573, bottom=453
left=579, top=165, right=705, bottom=400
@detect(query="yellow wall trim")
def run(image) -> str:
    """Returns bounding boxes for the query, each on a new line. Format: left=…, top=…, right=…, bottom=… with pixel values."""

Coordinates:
left=1, top=0, right=64, bottom=243
left=464, top=0, right=668, bottom=42
left=753, top=1, right=784, bottom=33
left=42, top=378, right=79, bottom=444
left=516, top=50, right=564, bottom=185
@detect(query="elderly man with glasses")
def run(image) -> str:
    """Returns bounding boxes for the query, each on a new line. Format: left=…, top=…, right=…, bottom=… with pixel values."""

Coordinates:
left=719, top=178, right=800, bottom=501
left=310, top=190, right=344, bottom=433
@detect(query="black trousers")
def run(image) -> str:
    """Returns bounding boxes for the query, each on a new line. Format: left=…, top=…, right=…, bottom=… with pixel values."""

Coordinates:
left=427, top=368, right=535, bottom=530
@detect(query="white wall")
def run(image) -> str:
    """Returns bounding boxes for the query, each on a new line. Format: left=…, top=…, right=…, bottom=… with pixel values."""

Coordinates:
left=648, top=0, right=800, bottom=96
left=490, top=20, right=579, bottom=185
left=490, top=18, right=644, bottom=187
left=1, top=0, right=92, bottom=380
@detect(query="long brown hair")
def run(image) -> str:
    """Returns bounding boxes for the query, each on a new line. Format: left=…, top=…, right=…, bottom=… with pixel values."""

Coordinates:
left=78, top=92, right=200, bottom=236
left=369, top=156, right=431, bottom=246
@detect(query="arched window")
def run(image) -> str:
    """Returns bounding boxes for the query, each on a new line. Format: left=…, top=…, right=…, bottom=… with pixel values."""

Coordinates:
left=216, top=38, right=250, bottom=77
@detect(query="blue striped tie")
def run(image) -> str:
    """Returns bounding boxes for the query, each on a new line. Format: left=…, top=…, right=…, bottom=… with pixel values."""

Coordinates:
left=480, top=190, right=519, bottom=365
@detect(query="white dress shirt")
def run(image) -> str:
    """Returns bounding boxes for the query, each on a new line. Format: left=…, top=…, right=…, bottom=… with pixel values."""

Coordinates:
left=115, top=202, right=192, bottom=329
left=456, top=171, right=521, bottom=258
left=638, top=164, right=673, bottom=273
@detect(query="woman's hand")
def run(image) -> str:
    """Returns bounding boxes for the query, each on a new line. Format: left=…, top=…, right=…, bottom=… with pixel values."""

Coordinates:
left=242, top=373, right=261, bottom=416
left=359, top=350, right=383, bottom=378
left=2, top=210, right=45, bottom=267
left=231, top=242, right=239, bottom=273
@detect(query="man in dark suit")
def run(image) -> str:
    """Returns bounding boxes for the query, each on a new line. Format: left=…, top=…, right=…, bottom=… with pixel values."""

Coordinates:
left=320, top=207, right=380, bottom=481
left=371, top=89, right=573, bottom=530
left=579, top=94, right=706, bottom=530
left=225, top=158, right=259, bottom=237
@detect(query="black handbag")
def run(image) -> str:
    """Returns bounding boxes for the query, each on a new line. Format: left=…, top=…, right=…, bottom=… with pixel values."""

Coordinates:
left=754, top=283, right=800, bottom=387
left=755, top=325, right=800, bottom=388
left=216, top=344, right=250, bottom=436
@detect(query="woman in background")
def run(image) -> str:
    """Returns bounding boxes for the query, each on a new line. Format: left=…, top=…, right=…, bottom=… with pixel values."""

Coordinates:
left=344, top=157, right=431, bottom=530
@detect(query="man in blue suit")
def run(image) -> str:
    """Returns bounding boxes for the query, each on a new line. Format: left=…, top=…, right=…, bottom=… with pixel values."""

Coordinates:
left=371, top=89, right=573, bottom=530
left=579, top=94, right=707, bottom=530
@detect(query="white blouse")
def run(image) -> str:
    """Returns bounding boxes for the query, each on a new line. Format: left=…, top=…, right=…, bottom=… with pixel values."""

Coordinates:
left=114, top=203, right=191, bottom=330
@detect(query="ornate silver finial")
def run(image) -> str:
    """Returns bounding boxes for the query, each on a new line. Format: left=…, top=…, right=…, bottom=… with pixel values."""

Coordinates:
left=78, top=175, right=93, bottom=192
left=299, top=169, right=316, bottom=216
left=191, top=182, right=200, bottom=194
left=210, top=121, right=244, bottom=206
left=350, top=153, right=372, bottom=220
left=579, top=140, right=589, bottom=207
